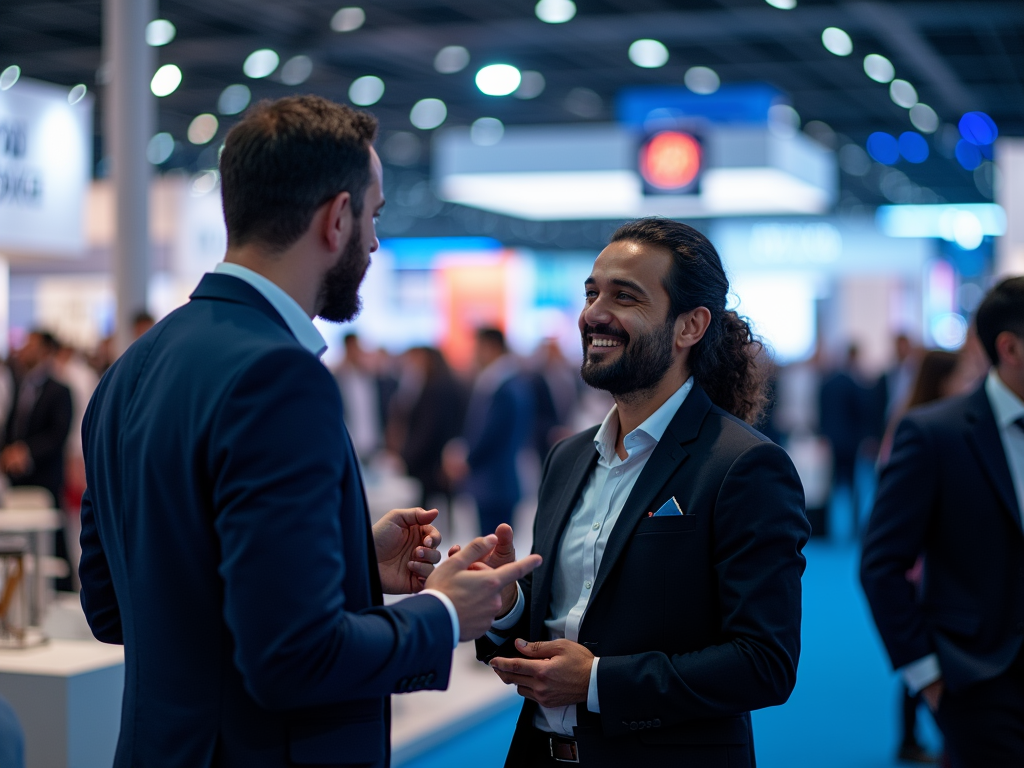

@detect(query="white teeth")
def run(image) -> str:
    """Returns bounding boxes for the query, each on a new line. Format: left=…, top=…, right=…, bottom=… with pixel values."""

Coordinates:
left=590, top=338, right=622, bottom=347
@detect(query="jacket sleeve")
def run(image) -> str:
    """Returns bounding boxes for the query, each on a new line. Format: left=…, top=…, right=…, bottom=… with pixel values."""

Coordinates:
left=210, top=348, right=453, bottom=711
left=597, top=441, right=809, bottom=734
left=859, top=416, right=937, bottom=670
left=79, top=484, right=124, bottom=644
left=24, top=383, right=72, bottom=465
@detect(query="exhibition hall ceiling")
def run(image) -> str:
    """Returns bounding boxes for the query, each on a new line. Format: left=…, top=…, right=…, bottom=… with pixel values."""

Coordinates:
left=1, top=0, right=1022, bottom=233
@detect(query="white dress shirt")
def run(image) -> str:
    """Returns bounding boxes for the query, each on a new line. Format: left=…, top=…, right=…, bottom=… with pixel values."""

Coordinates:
left=901, top=370, right=1024, bottom=694
left=494, top=379, right=693, bottom=736
left=211, top=262, right=460, bottom=647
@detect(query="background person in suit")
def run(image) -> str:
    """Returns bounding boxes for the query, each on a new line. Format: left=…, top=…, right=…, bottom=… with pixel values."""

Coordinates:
left=463, top=218, right=809, bottom=768
left=861, top=276, right=1024, bottom=768
left=78, top=95, right=539, bottom=768
left=2, top=330, right=73, bottom=589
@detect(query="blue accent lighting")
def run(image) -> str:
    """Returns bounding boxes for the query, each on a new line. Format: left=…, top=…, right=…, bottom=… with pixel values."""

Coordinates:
left=616, top=84, right=782, bottom=129
left=866, top=132, right=899, bottom=165
left=955, top=140, right=983, bottom=171
left=958, top=112, right=998, bottom=146
left=898, top=131, right=929, bottom=163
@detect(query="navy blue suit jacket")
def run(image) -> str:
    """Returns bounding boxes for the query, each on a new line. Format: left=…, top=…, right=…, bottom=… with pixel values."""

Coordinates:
left=464, top=373, right=533, bottom=507
left=79, top=274, right=453, bottom=768
left=861, top=384, right=1024, bottom=692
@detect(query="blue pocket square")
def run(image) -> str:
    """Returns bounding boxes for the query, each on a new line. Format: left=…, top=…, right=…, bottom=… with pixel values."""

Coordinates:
left=652, top=497, right=684, bottom=517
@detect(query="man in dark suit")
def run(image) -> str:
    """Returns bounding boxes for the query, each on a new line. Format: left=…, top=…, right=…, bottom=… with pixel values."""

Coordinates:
left=466, top=219, right=809, bottom=768
left=78, top=96, right=538, bottom=768
left=861, top=276, right=1024, bottom=768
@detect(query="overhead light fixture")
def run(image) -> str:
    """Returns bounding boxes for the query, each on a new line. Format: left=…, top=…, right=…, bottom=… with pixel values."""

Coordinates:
left=145, top=19, right=176, bottom=47
left=243, top=49, right=279, bottom=79
left=188, top=114, right=219, bottom=145
left=475, top=64, right=521, bottom=96
left=0, top=65, right=20, bottom=91
left=909, top=103, right=939, bottom=133
left=218, top=84, right=251, bottom=115
left=863, top=53, right=895, bottom=83
left=331, top=7, right=365, bottom=32
left=889, top=79, right=918, bottom=108
left=535, top=0, right=576, bottom=24
left=821, top=27, right=852, bottom=56
left=67, top=84, right=87, bottom=105
left=349, top=75, right=384, bottom=106
left=434, top=45, right=470, bottom=74
left=150, top=64, right=182, bottom=97
left=410, top=98, right=447, bottom=130
left=628, top=39, right=669, bottom=68
left=281, top=55, right=313, bottom=86
left=684, top=67, right=720, bottom=95
left=764, top=0, right=797, bottom=8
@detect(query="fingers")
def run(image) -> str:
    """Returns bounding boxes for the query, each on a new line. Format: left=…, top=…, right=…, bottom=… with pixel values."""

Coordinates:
left=420, top=524, right=442, bottom=550
left=445, top=534, right=498, bottom=570
left=514, top=638, right=556, bottom=657
left=492, top=554, right=542, bottom=588
left=389, top=507, right=440, bottom=528
left=414, top=546, right=441, bottom=565
left=493, top=523, right=515, bottom=556
left=407, top=560, right=435, bottom=579
left=490, top=656, right=542, bottom=677
left=447, top=544, right=461, bottom=558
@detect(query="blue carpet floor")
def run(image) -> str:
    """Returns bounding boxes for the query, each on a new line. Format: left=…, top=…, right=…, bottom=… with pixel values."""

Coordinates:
left=399, top=541, right=942, bottom=768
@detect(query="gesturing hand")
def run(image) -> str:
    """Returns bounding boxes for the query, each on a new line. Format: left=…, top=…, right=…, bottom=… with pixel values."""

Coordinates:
left=490, top=638, right=594, bottom=708
left=372, top=508, right=442, bottom=595
left=447, top=523, right=518, bottom=616
left=426, top=535, right=542, bottom=641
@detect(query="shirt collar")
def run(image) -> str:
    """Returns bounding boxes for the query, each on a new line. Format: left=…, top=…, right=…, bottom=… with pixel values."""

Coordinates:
left=212, top=262, right=328, bottom=359
left=986, top=370, right=1024, bottom=429
left=594, top=377, right=695, bottom=463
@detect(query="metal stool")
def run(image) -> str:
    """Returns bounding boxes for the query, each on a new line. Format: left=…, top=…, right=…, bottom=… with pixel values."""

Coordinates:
left=0, top=535, right=30, bottom=648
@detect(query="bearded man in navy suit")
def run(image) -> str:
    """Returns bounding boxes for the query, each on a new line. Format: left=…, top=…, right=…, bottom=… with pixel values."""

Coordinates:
left=79, top=96, right=538, bottom=768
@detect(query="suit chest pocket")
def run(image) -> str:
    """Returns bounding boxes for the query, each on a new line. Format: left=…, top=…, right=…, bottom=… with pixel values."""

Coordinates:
left=636, top=515, right=697, bottom=534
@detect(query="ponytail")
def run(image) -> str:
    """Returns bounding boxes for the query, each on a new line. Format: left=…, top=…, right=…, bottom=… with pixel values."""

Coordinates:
left=609, top=218, right=769, bottom=425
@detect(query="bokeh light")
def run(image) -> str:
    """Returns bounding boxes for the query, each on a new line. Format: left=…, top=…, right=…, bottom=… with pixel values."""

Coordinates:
left=281, top=55, right=313, bottom=86
left=639, top=131, right=702, bottom=190
left=331, top=7, right=366, bottom=32
left=243, top=49, right=279, bottom=79
left=188, top=114, right=219, bottom=145
left=535, top=0, right=576, bottom=24
left=434, top=46, right=470, bottom=74
left=471, top=117, right=504, bottom=146
left=150, top=64, right=182, bottom=97
left=863, top=54, right=895, bottom=83
left=218, top=84, right=251, bottom=115
left=349, top=75, right=384, bottom=106
left=821, top=27, right=852, bottom=56
left=765, top=0, right=797, bottom=8
left=67, top=84, right=87, bottom=105
left=0, top=65, right=20, bottom=91
left=958, top=112, right=998, bottom=146
left=514, top=71, right=545, bottom=99
left=866, top=132, right=899, bottom=164
left=475, top=64, right=521, bottom=96
left=898, top=131, right=929, bottom=163
left=410, top=98, right=447, bottom=130
left=889, top=79, right=918, bottom=108
left=146, top=20, right=176, bottom=47
left=684, top=67, right=720, bottom=95
left=909, top=103, right=939, bottom=133
left=147, top=132, right=175, bottom=164
left=628, top=39, right=669, bottom=68
left=955, top=139, right=983, bottom=170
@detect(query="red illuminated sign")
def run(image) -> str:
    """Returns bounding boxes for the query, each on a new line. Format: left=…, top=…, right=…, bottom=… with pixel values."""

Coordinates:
left=639, top=130, right=702, bottom=192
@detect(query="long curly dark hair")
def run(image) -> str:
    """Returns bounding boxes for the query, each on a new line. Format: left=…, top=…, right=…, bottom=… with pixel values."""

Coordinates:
left=609, top=218, right=769, bottom=424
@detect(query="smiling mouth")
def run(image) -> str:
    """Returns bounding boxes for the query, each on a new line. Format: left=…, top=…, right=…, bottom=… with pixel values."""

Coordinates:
left=589, top=337, right=623, bottom=348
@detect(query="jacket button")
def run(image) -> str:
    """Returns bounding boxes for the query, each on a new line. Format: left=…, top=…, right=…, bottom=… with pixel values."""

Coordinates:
left=629, top=721, right=638, bottom=731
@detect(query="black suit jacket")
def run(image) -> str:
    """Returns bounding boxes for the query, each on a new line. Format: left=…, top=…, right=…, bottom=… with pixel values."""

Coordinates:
left=479, top=384, right=809, bottom=768
left=4, top=375, right=72, bottom=504
left=861, top=383, right=1024, bottom=692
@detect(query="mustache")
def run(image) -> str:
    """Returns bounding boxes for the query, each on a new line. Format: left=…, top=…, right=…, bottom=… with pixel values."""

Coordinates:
left=584, top=324, right=629, bottom=341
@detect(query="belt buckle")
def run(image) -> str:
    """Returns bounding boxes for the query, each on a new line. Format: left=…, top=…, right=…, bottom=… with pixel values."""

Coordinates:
left=549, top=736, right=579, bottom=763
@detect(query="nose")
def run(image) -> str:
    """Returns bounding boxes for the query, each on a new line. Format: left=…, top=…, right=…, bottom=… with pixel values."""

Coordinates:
left=580, top=295, right=613, bottom=328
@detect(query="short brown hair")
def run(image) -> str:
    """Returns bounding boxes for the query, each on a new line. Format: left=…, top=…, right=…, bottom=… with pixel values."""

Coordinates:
left=219, top=95, right=378, bottom=251
left=975, top=276, right=1024, bottom=366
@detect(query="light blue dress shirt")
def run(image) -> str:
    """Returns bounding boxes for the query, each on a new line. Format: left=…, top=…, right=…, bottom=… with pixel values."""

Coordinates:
left=210, top=262, right=461, bottom=647
left=901, top=370, right=1024, bottom=694
left=493, top=379, right=694, bottom=736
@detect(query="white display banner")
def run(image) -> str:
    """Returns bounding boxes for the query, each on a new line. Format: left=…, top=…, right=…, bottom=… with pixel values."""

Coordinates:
left=0, top=77, right=93, bottom=255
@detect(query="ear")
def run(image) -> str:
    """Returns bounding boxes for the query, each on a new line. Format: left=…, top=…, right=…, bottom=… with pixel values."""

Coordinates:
left=322, top=190, right=353, bottom=254
left=673, top=306, right=712, bottom=352
left=995, top=330, right=1024, bottom=368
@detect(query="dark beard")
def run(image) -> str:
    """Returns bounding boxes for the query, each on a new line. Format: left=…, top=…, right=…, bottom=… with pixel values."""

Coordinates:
left=316, top=220, right=369, bottom=323
left=580, top=320, right=675, bottom=399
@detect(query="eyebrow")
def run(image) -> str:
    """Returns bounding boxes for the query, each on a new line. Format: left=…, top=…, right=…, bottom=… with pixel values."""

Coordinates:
left=584, top=276, right=650, bottom=298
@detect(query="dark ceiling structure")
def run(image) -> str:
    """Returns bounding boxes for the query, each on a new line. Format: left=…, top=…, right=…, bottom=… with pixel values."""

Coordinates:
left=2, top=0, right=1022, bottom=247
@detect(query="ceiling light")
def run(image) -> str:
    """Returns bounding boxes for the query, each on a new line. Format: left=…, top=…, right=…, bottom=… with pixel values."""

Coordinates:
left=475, top=64, right=521, bottom=96
left=0, top=65, right=20, bottom=91
left=147, top=132, right=175, bottom=164
left=821, top=27, right=852, bottom=56
left=281, top=55, right=313, bottom=85
left=890, top=79, right=917, bottom=108
left=243, top=49, right=279, bottom=79
left=218, top=84, right=251, bottom=115
left=331, top=7, right=365, bottom=32
left=898, top=131, right=929, bottom=163
left=150, top=64, right=182, bottom=97
left=864, top=54, right=895, bottom=83
left=910, top=103, right=939, bottom=133
left=684, top=66, right=720, bottom=95
left=514, top=71, right=546, bottom=99
left=410, top=98, right=447, bottom=130
left=434, top=45, right=470, bottom=74
left=349, top=75, right=384, bottom=106
left=764, top=0, right=796, bottom=8
left=145, top=19, right=176, bottom=47
left=67, top=84, right=87, bottom=105
left=866, top=131, right=899, bottom=165
left=629, top=39, right=669, bottom=68
left=471, top=117, right=505, bottom=146
left=535, top=0, right=576, bottom=23
left=188, top=114, right=219, bottom=145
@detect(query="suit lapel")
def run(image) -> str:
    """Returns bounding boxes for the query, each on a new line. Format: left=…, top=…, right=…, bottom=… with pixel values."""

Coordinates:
left=589, top=385, right=712, bottom=605
left=964, top=386, right=1023, bottom=535
left=531, top=439, right=599, bottom=639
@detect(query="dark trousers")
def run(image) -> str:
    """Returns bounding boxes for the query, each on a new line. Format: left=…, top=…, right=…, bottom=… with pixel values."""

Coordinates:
left=504, top=725, right=562, bottom=768
left=934, top=652, right=1024, bottom=768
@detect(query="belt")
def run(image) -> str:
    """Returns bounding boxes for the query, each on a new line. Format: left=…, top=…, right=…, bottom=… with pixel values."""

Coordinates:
left=549, top=734, right=579, bottom=763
